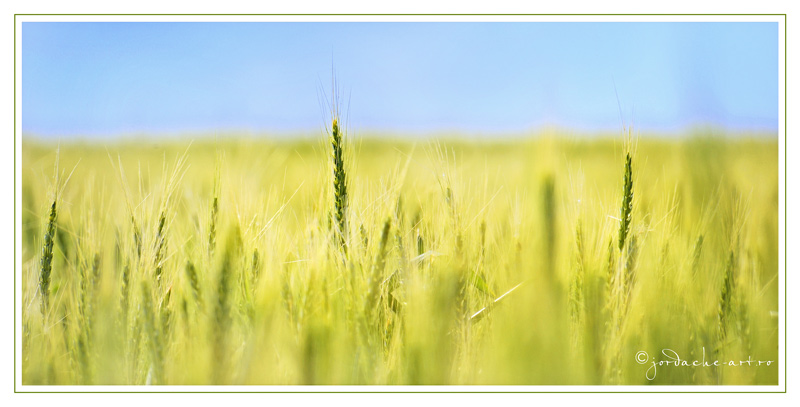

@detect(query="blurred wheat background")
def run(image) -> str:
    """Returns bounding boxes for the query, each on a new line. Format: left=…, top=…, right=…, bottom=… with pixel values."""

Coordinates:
left=20, top=130, right=779, bottom=385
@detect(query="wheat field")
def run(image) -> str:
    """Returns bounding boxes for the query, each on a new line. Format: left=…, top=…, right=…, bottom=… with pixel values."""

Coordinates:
left=20, top=130, right=779, bottom=385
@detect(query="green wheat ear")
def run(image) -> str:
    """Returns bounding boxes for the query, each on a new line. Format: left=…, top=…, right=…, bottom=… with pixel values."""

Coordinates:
left=185, top=260, right=202, bottom=307
left=153, top=211, right=167, bottom=286
left=39, top=199, right=57, bottom=315
left=542, top=175, right=556, bottom=271
left=718, top=250, right=736, bottom=345
left=691, top=234, right=704, bottom=277
left=330, top=117, right=348, bottom=253
left=617, top=152, right=633, bottom=251
left=366, top=217, right=392, bottom=313
left=208, top=154, right=220, bottom=258
left=132, top=216, right=142, bottom=259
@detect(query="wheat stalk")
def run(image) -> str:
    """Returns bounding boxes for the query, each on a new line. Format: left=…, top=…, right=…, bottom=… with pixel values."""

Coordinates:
left=141, top=280, right=164, bottom=384
left=212, top=226, right=240, bottom=383
left=569, top=220, right=586, bottom=342
left=604, top=141, right=637, bottom=382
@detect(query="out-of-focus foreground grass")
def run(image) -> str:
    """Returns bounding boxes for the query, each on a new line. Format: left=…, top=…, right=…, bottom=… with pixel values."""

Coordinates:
left=20, top=133, right=779, bottom=385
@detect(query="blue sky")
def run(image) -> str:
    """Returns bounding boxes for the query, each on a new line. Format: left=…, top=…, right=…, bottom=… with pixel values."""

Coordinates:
left=22, top=22, right=778, bottom=137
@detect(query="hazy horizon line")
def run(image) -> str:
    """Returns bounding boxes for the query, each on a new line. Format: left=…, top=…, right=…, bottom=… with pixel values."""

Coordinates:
left=21, top=124, right=779, bottom=143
